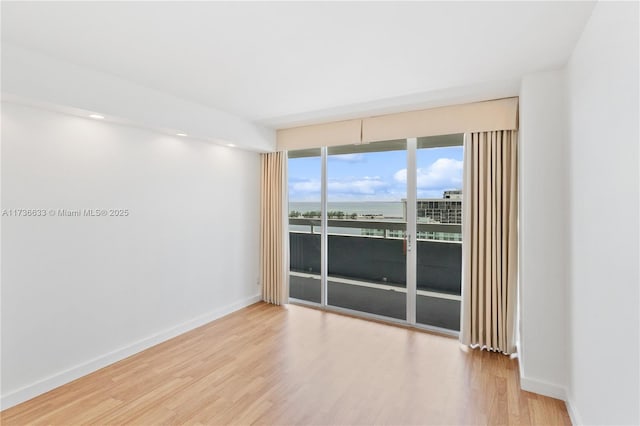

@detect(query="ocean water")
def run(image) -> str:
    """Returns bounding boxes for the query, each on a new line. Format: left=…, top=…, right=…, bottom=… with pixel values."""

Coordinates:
left=289, top=201, right=404, bottom=219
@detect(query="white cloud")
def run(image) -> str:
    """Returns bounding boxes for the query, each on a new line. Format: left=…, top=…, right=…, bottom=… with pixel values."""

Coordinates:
left=393, top=169, right=407, bottom=183
left=289, top=176, right=390, bottom=201
left=394, top=158, right=463, bottom=191
left=328, top=176, right=387, bottom=195
left=329, top=153, right=365, bottom=163
left=291, top=177, right=387, bottom=195
left=290, top=179, right=321, bottom=193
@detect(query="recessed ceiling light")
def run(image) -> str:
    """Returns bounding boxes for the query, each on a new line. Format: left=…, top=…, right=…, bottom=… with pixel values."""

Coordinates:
left=176, top=133, right=188, bottom=137
left=227, top=143, right=236, bottom=147
left=89, top=114, right=104, bottom=119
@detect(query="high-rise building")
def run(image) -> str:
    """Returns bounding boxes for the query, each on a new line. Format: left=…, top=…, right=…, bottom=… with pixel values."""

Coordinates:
left=363, top=191, right=464, bottom=240
left=398, top=191, right=463, bottom=241
left=443, top=190, right=462, bottom=200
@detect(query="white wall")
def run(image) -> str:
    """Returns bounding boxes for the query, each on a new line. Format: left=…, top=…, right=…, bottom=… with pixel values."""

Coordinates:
left=566, top=2, right=639, bottom=424
left=519, top=2, right=639, bottom=424
left=518, top=69, right=569, bottom=399
left=0, top=102, right=262, bottom=408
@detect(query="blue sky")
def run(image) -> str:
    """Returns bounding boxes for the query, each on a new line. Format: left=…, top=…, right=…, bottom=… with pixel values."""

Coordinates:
left=288, top=146, right=463, bottom=201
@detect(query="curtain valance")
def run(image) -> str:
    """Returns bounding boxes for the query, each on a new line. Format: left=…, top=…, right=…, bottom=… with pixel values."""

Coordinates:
left=277, top=97, right=518, bottom=150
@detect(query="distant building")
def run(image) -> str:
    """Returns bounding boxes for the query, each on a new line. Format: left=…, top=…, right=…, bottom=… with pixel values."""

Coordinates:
left=415, top=198, right=462, bottom=225
left=443, top=190, right=462, bottom=200
left=359, top=190, right=463, bottom=241
left=396, top=191, right=463, bottom=241
left=360, top=228, right=386, bottom=237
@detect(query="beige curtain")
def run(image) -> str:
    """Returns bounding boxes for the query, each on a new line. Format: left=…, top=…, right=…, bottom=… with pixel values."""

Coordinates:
left=461, top=130, right=518, bottom=354
left=277, top=97, right=518, bottom=150
left=260, top=151, right=289, bottom=305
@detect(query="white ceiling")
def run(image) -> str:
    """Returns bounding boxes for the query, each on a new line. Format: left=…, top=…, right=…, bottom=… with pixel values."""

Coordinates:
left=1, top=1, right=595, bottom=128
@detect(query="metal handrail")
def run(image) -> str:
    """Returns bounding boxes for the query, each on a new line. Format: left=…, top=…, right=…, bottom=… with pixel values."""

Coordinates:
left=289, top=218, right=461, bottom=234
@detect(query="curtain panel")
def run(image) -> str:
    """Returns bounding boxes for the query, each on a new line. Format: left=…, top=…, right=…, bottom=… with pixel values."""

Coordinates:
left=461, top=130, right=518, bottom=354
left=260, top=151, right=289, bottom=305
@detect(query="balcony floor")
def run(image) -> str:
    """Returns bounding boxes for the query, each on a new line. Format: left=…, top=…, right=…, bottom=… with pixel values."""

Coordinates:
left=290, top=273, right=461, bottom=330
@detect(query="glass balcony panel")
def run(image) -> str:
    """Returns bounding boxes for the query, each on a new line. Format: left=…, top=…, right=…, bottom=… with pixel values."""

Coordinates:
left=288, top=148, right=321, bottom=304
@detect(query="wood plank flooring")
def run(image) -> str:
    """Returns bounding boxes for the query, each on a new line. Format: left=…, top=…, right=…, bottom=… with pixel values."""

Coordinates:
left=1, top=302, right=570, bottom=425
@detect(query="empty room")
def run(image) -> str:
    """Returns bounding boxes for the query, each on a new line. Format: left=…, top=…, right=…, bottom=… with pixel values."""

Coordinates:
left=1, top=1, right=638, bottom=425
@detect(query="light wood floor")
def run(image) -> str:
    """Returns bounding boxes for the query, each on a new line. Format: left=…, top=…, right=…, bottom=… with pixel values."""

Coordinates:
left=2, top=302, right=570, bottom=425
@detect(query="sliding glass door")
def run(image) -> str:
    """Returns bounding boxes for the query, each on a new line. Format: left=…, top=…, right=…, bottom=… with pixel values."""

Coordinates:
left=287, top=136, right=463, bottom=332
left=288, top=148, right=322, bottom=304
left=414, top=135, right=463, bottom=330
left=326, top=140, right=407, bottom=320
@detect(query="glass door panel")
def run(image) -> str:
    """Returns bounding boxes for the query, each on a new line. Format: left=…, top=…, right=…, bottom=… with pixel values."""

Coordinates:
left=415, top=135, right=464, bottom=330
left=326, top=140, right=407, bottom=320
left=288, top=148, right=322, bottom=303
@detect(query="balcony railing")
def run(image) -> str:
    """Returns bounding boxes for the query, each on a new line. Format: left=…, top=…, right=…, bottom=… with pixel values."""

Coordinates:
left=289, top=217, right=461, bottom=237
left=288, top=218, right=462, bottom=331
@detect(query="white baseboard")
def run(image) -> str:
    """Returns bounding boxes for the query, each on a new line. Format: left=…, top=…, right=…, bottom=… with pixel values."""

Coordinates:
left=520, top=377, right=583, bottom=425
left=0, top=294, right=262, bottom=411
left=520, top=376, right=567, bottom=400
left=564, top=394, right=582, bottom=426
